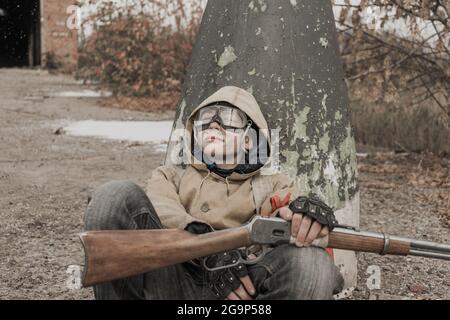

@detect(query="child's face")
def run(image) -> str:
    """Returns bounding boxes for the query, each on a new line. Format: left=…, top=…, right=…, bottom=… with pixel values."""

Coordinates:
left=194, top=105, right=253, bottom=165
left=199, top=122, right=244, bottom=163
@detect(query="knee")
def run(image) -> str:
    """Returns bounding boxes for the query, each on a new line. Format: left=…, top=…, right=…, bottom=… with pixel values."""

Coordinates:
left=274, top=246, right=342, bottom=299
left=85, top=180, right=157, bottom=231
left=90, top=180, right=152, bottom=213
left=90, top=180, right=143, bottom=203
left=279, top=246, right=334, bottom=273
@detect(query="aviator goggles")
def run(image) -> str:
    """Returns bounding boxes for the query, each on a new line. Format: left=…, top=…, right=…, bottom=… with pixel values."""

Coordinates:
left=194, top=104, right=252, bottom=133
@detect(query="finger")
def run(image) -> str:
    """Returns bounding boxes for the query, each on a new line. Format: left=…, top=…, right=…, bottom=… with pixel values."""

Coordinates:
left=234, top=285, right=253, bottom=300
left=247, top=254, right=257, bottom=260
left=227, top=292, right=241, bottom=300
left=291, top=213, right=303, bottom=238
left=240, top=276, right=256, bottom=296
left=319, top=226, right=330, bottom=238
left=296, top=216, right=312, bottom=247
left=304, top=221, right=322, bottom=246
left=278, top=207, right=293, bottom=221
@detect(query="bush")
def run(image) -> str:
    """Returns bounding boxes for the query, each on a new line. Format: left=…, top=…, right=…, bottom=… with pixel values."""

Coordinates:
left=77, top=0, right=203, bottom=106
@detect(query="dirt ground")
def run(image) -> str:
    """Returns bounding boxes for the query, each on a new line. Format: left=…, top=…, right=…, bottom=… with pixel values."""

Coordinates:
left=0, top=69, right=448, bottom=300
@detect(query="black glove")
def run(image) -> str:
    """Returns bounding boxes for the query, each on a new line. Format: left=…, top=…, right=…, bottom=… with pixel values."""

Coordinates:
left=184, top=222, right=249, bottom=299
left=183, top=222, right=214, bottom=284
left=288, top=195, right=339, bottom=230
left=203, top=251, right=249, bottom=299
left=185, top=222, right=213, bottom=234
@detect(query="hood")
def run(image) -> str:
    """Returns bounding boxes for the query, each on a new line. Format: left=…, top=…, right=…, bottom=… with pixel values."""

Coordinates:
left=184, top=86, right=272, bottom=181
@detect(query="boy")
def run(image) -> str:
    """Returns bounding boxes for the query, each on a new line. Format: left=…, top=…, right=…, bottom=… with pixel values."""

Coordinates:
left=84, top=86, right=343, bottom=300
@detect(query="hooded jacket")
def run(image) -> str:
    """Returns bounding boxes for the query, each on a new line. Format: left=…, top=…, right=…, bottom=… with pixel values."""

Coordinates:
left=145, top=86, right=298, bottom=230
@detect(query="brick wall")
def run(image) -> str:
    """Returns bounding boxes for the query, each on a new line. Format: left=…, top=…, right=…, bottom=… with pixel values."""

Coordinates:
left=41, top=0, right=78, bottom=71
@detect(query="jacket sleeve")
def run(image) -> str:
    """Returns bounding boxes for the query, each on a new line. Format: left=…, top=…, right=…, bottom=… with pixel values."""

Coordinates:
left=145, top=166, right=211, bottom=230
left=258, top=173, right=301, bottom=216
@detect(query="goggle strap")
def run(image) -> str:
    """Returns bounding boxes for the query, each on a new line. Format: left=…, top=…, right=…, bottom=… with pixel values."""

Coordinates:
left=241, top=120, right=254, bottom=153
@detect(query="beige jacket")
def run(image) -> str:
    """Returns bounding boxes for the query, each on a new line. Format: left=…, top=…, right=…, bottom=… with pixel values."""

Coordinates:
left=146, top=86, right=298, bottom=230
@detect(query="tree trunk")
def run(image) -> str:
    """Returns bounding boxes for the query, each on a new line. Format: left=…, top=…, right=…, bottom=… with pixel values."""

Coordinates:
left=165, top=0, right=359, bottom=291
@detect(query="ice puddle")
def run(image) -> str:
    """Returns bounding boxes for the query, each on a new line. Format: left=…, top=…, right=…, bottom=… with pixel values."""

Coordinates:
left=62, top=120, right=174, bottom=152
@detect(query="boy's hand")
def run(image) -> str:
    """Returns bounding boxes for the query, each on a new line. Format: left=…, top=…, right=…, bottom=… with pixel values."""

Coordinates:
left=226, top=275, right=256, bottom=300
left=278, top=206, right=329, bottom=247
left=204, top=251, right=256, bottom=300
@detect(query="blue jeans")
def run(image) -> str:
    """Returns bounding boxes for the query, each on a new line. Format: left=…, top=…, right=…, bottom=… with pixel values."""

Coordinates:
left=84, top=180, right=344, bottom=300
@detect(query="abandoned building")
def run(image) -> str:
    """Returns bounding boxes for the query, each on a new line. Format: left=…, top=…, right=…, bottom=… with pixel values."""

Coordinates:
left=0, top=0, right=78, bottom=70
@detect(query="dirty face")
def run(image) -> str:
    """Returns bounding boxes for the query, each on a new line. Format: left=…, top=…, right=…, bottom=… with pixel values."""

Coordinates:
left=195, top=120, right=253, bottom=166
left=201, top=121, right=240, bottom=161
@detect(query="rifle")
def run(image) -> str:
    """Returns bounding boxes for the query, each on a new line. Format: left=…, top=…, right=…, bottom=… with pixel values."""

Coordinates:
left=79, top=215, right=450, bottom=287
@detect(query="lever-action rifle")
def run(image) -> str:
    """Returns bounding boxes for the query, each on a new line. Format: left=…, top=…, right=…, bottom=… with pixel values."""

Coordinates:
left=79, top=215, right=450, bottom=287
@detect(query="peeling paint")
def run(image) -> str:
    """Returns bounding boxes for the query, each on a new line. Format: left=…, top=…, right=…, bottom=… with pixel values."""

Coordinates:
left=311, top=161, right=321, bottom=183
left=321, top=93, right=328, bottom=110
left=335, top=110, right=343, bottom=121
left=291, top=72, right=297, bottom=108
left=340, top=125, right=356, bottom=162
left=310, top=152, right=346, bottom=209
left=295, top=173, right=310, bottom=195
left=217, top=46, right=237, bottom=68
left=255, top=27, right=261, bottom=35
left=260, top=0, right=267, bottom=12
left=310, top=144, right=318, bottom=160
left=319, top=37, right=329, bottom=48
left=324, top=156, right=338, bottom=186
left=319, top=131, right=330, bottom=152
left=293, top=106, right=310, bottom=142
left=302, top=148, right=310, bottom=158
left=282, top=150, right=299, bottom=178
left=248, top=68, right=256, bottom=75
left=175, top=99, right=186, bottom=130
left=323, top=180, right=341, bottom=209
left=249, top=0, right=267, bottom=13
left=290, top=0, right=297, bottom=7
left=339, top=125, right=359, bottom=198
left=289, top=112, right=356, bottom=211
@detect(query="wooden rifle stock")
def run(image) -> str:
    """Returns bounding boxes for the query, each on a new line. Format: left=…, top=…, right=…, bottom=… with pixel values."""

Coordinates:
left=80, top=216, right=449, bottom=287
left=80, top=227, right=251, bottom=287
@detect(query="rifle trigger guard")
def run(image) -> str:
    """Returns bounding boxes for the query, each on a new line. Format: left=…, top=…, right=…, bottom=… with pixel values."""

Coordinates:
left=241, top=245, right=269, bottom=266
left=202, top=246, right=269, bottom=272
left=202, top=250, right=243, bottom=272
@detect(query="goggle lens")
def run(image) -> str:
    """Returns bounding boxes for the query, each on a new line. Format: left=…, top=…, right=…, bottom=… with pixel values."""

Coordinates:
left=196, top=105, right=248, bottom=131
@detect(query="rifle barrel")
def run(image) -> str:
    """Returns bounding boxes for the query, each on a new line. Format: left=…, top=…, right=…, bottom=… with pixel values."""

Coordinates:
left=329, top=227, right=450, bottom=261
left=408, top=249, right=450, bottom=261
left=409, top=238, right=450, bottom=254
